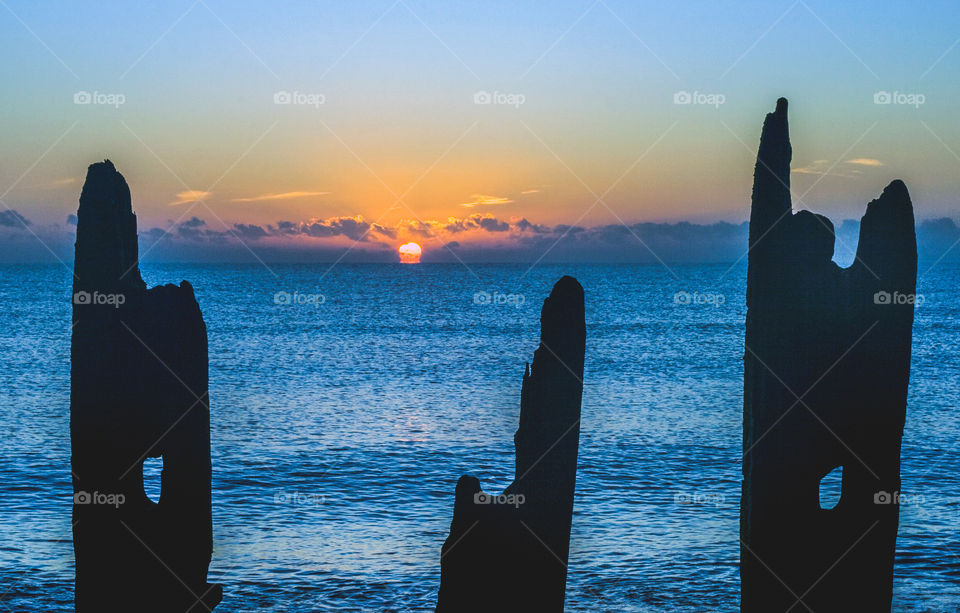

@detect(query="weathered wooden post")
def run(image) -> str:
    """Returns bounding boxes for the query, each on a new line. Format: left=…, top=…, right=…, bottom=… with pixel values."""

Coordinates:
left=742, top=99, right=917, bottom=611
left=437, top=276, right=585, bottom=612
left=71, top=160, right=221, bottom=612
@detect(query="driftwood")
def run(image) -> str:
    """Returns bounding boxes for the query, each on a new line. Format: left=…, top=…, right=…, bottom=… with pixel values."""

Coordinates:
left=437, top=276, right=585, bottom=612
left=742, top=99, right=917, bottom=611
left=71, top=160, right=220, bottom=612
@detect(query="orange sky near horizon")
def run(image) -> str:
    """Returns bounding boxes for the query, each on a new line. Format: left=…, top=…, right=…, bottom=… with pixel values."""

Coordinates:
left=0, top=0, right=957, bottom=251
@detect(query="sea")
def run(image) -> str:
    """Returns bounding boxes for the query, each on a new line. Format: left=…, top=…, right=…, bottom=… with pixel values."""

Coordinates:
left=1, top=262, right=958, bottom=612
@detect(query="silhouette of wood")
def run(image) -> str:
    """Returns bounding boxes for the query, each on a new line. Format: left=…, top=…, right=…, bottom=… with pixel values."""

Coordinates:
left=436, top=276, right=585, bottom=612
left=742, top=99, right=917, bottom=611
left=71, top=160, right=221, bottom=612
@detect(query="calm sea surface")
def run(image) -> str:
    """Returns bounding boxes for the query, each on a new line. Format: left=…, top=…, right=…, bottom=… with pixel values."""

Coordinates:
left=1, top=262, right=958, bottom=612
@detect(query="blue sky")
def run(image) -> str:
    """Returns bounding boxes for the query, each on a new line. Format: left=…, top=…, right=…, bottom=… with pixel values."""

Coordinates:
left=0, top=0, right=958, bottom=260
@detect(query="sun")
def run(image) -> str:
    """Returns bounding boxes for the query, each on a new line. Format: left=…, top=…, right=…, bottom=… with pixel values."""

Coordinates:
left=398, top=242, right=422, bottom=264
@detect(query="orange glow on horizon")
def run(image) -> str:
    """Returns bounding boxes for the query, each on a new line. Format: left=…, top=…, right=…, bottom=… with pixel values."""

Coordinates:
left=398, top=242, right=422, bottom=264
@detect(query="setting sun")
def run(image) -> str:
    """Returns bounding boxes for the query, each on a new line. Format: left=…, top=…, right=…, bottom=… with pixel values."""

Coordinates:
left=398, top=242, right=422, bottom=264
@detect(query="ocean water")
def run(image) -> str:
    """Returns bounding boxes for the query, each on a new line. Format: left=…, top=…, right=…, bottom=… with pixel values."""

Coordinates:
left=1, top=262, right=958, bottom=612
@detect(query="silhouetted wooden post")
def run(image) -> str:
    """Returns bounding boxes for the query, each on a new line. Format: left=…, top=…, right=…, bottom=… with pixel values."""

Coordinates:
left=742, top=99, right=917, bottom=611
left=71, top=160, right=221, bottom=612
left=437, top=276, right=585, bottom=612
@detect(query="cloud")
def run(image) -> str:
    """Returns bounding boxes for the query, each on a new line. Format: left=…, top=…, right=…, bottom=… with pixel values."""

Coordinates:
left=520, top=189, right=540, bottom=195
left=298, top=215, right=394, bottom=242
left=272, top=221, right=299, bottom=235
left=25, top=177, right=78, bottom=190
left=513, top=217, right=550, bottom=233
left=0, top=209, right=31, bottom=228
left=232, top=223, right=269, bottom=240
left=553, top=224, right=585, bottom=235
left=460, top=194, right=513, bottom=208
left=230, top=191, right=330, bottom=202
left=169, top=190, right=212, bottom=206
left=394, top=214, right=562, bottom=237
left=792, top=160, right=856, bottom=178
left=49, top=177, right=77, bottom=187
left=66, top=214, right=78, bottom=226
left=792, top=160, right=829, bottom=175
left=845, top=158, right=884, bottom=167
left=477, top=216, right=509, bottom=232
left=400, top=220, right=440, bottom=239
left=177, top=216, right=207, bottom=240
left=113, top=206, right=960, bottom=267
left=138, top=212, right=534, bottom=251
left=393, top=214, right=516, bottom=236
left=8, top=208, right=960, bottom=266
left=144, top=211, right=752, bottom=260
left=144, top=216, right=265, bottom=244
left=792, top=158, right=884, bottom=178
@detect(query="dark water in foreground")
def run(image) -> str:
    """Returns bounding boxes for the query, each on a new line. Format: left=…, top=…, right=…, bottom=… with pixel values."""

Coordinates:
left=1, top=262, right=958, bottom=612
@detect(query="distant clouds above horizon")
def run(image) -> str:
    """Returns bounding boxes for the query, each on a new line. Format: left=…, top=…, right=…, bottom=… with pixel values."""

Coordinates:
left=3, top=206, right=960, bottom=266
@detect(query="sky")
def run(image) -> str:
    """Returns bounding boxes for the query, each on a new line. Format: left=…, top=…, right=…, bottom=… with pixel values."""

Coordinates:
left=0, top=0, right=958, bottom=262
